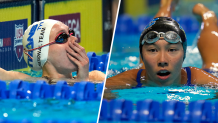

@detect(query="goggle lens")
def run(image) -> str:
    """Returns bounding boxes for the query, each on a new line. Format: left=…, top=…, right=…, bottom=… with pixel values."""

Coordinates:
left=142, top=31, right=182, bottom=45
left=55, top=29, right=75, bottom=43
left=165, top=31, right=177, bottom=40
left=147, top=32, right=157, bottom=39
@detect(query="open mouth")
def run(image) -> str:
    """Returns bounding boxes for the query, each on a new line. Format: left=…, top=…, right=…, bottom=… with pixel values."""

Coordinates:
left=157, top=70, right=171, bottom=76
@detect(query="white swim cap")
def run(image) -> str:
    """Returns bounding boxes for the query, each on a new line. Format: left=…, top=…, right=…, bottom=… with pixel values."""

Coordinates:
left=23, top=19, right=58, bottom=71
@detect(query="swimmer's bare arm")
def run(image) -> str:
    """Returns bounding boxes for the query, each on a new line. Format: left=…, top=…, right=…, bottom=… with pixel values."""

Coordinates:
left=105, top=69, right=140, bottom=89
left=0, top=67, right=31, bottom=80
left=89, top=70, right=105, bottom=82
left=190, top=67, right=218, bottom=85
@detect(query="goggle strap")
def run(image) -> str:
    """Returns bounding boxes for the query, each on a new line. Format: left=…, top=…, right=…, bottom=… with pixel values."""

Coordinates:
left=25, top=41, right=56, bottom=52
left=24, top=30, right=74, bottom=60
left=24, top=50, right=33, bottom=60
left=141, top=40, right=145, bottom=45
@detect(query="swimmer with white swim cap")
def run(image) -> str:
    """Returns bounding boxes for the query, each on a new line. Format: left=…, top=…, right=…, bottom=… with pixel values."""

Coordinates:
left=105, top=0, right=218, bottom=90
left=0, top=19, right=105, bottom=83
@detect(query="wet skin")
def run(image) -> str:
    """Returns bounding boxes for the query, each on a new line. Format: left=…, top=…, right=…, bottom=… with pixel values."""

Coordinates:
left=193, top=3, right=218, bottom=69
left=105, top=38, right=218, bottom=90
left=104, top=2, right=218, bottom=100
left=141, top=38, right=184, bottom=86
left=140, top=0, right=178, bottom=69
left=44, top=22, right=89, bottom=80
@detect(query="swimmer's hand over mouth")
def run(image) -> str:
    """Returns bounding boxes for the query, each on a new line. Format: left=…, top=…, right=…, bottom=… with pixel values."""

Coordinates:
left=66, top=39, right=89, bottom=81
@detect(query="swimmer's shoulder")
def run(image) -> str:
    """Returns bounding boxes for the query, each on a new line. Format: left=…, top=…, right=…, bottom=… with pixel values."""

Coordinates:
left=89, top=70, right=105, bottom=82
left=105, top=69, right=143, bottom=89
left=186, top=67, right=218, bottom=85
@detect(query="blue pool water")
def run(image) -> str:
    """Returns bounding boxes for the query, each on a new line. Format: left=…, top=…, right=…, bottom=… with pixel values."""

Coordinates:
left=0, top=78, right=101, bottom=123
left=111, top=86, right=218, bottom=104
left=107, top=32, right=218, bottom=103
left=0, top=99, right=100, bottom=122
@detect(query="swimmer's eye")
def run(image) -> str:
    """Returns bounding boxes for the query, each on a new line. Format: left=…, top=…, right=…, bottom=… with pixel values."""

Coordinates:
left=168, top=49, right=178, bottom=52
left=148, top=49, right=157, bottom=52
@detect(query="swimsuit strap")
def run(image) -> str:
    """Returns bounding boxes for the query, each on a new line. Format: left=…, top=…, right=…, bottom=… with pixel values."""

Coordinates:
left=183, top=67, right=194, bottom=86
left=136, top=68, right=193, bottom=87
left=136, top=69, right=144, bottom=87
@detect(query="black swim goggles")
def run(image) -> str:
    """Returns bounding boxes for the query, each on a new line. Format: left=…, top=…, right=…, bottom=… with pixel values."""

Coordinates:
left=55, top=29, right=75, bottom=43
left=24, top=29, right=75, bottom=60
left=141, top=31, right=182, bottom=45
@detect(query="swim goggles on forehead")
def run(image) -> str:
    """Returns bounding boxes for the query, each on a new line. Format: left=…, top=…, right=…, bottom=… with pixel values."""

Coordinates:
left=24, top=29, right=75, bottom=59
left=141, top=31, right=182, bottom=45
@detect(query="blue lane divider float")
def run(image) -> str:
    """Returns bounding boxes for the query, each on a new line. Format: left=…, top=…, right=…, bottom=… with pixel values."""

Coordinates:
left=100, top=99, right=218, bottom=122
left=0, top=80, right=103, bottom=100
left=87, top=52, right=109, bottom=72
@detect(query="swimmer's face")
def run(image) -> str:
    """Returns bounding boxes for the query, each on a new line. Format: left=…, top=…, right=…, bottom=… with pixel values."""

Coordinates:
left=141, top=38, right=184, bottom=86
left=47, top=22, right=78, bottom=72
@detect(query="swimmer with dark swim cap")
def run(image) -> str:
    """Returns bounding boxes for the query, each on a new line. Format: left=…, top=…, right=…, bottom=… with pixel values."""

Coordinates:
left=0, top=19, right=105, bottom=83
left=105, top=16, right=218, bottom=89
left=139, top=0, right=179, bottom=69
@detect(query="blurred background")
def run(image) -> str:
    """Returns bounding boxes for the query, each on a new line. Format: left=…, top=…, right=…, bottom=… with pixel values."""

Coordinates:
left=108, top=0, right=218, bottom=75
left=0, top=0, right=119, bottom=71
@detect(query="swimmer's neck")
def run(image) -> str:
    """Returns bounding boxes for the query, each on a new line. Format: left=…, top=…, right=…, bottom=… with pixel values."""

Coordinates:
left=42, top=70, right=73, bottom=79
left=42, top=63, right=74, bottom=79
left=141, top=69, right=183, bottom=86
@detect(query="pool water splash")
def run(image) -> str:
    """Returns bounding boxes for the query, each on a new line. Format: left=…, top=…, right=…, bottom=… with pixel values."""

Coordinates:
left=111, top=86, right=218, bottom=104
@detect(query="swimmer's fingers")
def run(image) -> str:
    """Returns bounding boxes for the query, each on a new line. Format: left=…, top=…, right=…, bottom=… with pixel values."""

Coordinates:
left=69, top=41, right=88, bottom=61
left=66, top=52, right=80, bottom=65
left=73, top=41, right=87, bottom=54
left=66, top=46, right=84, bottom=63
left=66, top=53, right=89, bottom=81
left=66, top=43, right=89, bottom=68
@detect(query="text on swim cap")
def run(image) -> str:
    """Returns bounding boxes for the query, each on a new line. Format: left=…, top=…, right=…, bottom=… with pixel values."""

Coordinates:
left=39, top=27, right=45, bottom=43
left=37, top=27, right=46, bottom=67
left=144, top=18, right=159, bottom=30
left=26, top=24, right=38, bottom=67
left=37, top=47, right=42, bottom=67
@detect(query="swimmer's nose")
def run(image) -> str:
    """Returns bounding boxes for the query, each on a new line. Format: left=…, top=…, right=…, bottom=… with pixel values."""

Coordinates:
left=158, top=52, right=168, bottom=67
left=69, top=35, right=79, bottom=43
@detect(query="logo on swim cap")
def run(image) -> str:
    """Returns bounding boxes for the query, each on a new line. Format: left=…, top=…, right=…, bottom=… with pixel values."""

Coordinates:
left=26, top=24, right=38, bottom=68
left=23, top=19, right=58, bottom=71
left=144, top=18, right=159, bottom=30
left=14, top=24, right=24, bottom=62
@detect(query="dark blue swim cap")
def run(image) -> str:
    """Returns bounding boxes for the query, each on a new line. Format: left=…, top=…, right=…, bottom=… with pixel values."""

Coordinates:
left=139, top=17, right=187, bottom=60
